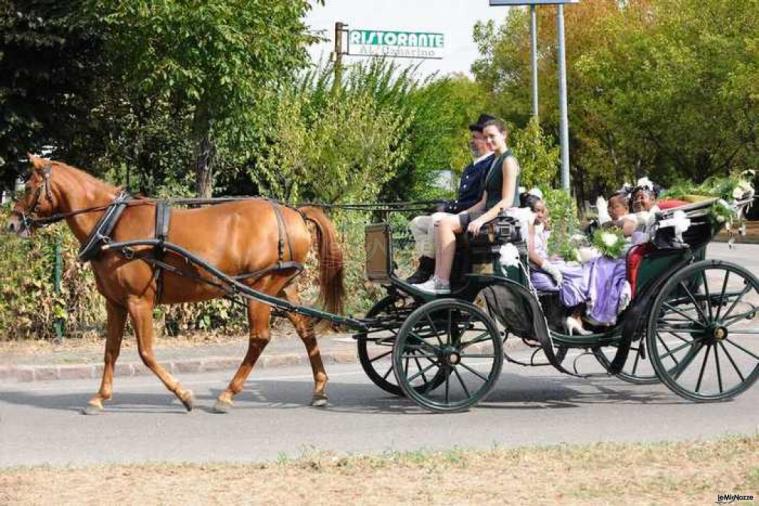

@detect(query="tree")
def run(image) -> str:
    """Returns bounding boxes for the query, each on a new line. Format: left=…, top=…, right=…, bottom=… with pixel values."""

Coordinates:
left=473, top=0, right=759, bottom=198
left=90, top=0, right=322, bottom=197
left=0, top=0, right=103, bottom=184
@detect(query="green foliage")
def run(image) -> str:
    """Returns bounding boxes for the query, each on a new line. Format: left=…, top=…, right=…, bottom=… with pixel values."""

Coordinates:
left=473, top=0, right=759, bottom=199
left=253, top=84, right=411, bottom=204
left=0, top=0, right=105, bottom=184
left=0, top=207, right=104, bottom=340
left=543, top=188, right=580, bottom=259
left=88, top=0, right=321, bottom=197
left=511, top=117, right=560, bottom=189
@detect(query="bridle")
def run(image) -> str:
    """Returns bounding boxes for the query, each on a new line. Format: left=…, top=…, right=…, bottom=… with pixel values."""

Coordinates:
left=11, top=162, right=145, bottom=232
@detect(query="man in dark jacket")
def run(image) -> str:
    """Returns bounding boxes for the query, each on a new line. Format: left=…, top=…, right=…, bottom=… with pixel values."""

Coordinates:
left=406, top=114, right=496, bottom=284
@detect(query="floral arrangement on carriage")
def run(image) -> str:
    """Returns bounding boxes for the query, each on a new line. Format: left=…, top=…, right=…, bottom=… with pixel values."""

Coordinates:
left=661, top=169, right=756, bottom=240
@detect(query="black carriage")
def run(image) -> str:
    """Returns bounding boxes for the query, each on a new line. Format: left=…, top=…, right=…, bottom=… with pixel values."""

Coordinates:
left=355, top=198, right=759, bottom=412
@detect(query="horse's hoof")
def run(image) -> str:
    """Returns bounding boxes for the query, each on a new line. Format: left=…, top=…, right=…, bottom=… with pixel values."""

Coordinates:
left=213, top=399, right=233, bottom=414
left=311, top=393, right=328, bottom=408
left=178, top=389, right=194, bottom=412
left=82, top=403, right=104, bottom=415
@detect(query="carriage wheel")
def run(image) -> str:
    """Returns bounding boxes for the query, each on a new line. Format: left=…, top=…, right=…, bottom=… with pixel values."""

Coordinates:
left=357, top=296, right=445, bottom=396
left=393, top=299, right=503, bottom=412
left=592, top=335, right=659, bottom=385
left=647, top=260, right=759, bottom=401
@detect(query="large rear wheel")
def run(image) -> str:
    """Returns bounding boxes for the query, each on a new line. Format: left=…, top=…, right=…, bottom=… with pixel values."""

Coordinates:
left=393, top=299, right=503, bottom=412
left=646, top=260, right=758, bottom=401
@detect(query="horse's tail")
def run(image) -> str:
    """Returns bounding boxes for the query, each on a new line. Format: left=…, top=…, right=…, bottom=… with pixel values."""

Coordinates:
left=298, top=206, right=344, bottom=316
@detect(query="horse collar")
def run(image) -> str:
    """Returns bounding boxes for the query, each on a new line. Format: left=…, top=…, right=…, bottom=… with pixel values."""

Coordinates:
left=77, top=191, right=132, bottom=263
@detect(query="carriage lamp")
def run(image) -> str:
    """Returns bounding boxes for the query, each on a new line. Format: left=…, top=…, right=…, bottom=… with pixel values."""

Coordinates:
left=14, top=177, right=25, bottom=195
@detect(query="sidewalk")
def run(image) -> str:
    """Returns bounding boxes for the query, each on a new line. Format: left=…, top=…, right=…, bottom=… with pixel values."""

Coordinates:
left=0, top=334, right=359, bottom=384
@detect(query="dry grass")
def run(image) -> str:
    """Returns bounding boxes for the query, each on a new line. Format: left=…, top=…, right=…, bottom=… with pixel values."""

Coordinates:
left=1, top=435, right=756, bottom=505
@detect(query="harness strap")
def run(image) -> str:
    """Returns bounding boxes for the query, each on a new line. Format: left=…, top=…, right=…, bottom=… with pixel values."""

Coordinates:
left=271, top=202, right=292, bottom=262
left=152, top=201, right=172, bottom=303
left=77, top=191, right=132, bottom=262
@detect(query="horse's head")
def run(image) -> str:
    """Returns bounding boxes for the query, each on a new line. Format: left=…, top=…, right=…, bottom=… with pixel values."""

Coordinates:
left=6, top=154, right=59, bottom=237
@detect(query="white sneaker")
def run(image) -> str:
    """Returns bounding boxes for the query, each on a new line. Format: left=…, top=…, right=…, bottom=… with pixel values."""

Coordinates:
left=412, top=276, right=451, bottom=295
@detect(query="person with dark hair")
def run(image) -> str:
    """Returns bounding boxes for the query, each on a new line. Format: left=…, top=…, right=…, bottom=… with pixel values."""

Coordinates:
left=412, top=118, right=520, bottom=294
left=406, top=114, right=495, bottom=284
left=522, top=189, right=591, bottom=335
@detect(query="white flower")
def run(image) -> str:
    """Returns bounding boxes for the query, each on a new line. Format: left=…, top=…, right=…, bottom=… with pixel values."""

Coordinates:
left=636, top=177, right=654, bottom=192
left=498, top=243, right=520, bottom=268
left=601, top=232, right=619, bottom=247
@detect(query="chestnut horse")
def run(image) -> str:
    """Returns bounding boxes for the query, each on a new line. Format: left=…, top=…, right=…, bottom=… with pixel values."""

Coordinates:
left=7, top=156, right=344, bottom=414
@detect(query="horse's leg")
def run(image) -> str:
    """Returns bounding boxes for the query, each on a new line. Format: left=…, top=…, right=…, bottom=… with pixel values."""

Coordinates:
left=282, top=284, right=329, bottom=407
left=128, top=297, right=194, bottom=411
left=83, top=300, right=127, bottom=415
left=214, top=301, right=272, bottom=413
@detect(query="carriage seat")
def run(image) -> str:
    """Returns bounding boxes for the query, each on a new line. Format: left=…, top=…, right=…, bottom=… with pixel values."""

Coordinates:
left=451, top=213, right=525, bottom=285
left=658, top=199, right=690, bottom=210
left=454, top=212, right=524, bottom=264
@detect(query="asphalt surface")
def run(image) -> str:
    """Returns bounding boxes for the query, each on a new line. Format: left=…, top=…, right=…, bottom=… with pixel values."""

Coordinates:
left=0, top=242, right=756, bottom=467
left=0, top=354, right=756, bottom=468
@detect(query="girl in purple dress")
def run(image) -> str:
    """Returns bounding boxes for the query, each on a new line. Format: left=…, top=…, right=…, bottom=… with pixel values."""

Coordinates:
left=525, top=192, right=632, bottom=333
left=523, top=193, right=591, bottom=335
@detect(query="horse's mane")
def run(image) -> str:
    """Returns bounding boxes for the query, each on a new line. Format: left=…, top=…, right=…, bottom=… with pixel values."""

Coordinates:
left=51, top=160, right=115, bottom=190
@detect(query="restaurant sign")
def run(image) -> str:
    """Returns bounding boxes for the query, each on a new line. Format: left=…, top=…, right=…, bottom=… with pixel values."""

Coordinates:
left=348, top=29, right=444, bottom=59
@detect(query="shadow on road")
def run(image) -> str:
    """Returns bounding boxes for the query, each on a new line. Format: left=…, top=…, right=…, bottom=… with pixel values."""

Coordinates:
left=0, top=372, right=691, bottom=416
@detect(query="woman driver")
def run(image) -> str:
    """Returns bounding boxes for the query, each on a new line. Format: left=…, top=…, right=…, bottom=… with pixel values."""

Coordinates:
left=412, top=118, right=520, bottom=294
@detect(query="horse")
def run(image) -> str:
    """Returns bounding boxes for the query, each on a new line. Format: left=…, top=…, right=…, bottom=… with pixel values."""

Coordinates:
left=6, top=155, right=344, bottom=414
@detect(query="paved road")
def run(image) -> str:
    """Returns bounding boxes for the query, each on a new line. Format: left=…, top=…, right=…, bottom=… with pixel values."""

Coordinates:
left=0, top=243, right=756, bottom=467
left=1, top=349, right=756, bottom=467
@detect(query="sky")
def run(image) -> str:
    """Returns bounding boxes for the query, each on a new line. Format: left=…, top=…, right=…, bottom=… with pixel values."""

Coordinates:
left=305, top=0, right=513, bottom=77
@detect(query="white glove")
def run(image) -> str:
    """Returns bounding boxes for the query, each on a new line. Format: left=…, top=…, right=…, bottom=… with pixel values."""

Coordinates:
left=542, top=262, right=563, bottom=286
left=596, top=196, right=611, bottom=225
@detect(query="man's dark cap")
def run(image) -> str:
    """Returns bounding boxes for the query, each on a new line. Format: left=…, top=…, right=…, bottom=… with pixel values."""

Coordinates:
left=469, top=114, right=497, bottom=132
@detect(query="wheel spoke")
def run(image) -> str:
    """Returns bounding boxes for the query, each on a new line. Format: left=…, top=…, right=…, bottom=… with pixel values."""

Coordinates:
left=721, top=283, right=753, bottom=322
left=368, top=349, right=392, bottom=363
left=444, top=371, right=450, bottom=403
left=713, top=344, right=723, bottom=394
left=460, top=332, right=494, bottom=349
left=657, top=333, right=681, bottom=367
left=724, top=338, right=759, bottom=360
left=382, top=366, right=393, bottom=380
left=701, top=271, right=713, bottom=320
left=406, top=362, right=439, bottom=383
left=662, top=302, right=706, bottom=327
left=695, top=344, right=711, bottom=393
left=452, top=366, right=471, bottom=397
left=457, top=361, right=489, bottom=382
left=630, top=345, right=642, bottom=375
left=715, top=271, right=730, bottom=320
left=679, top=281, right=708, bottom=324
left=425, top=314, right=444, bottom=347
left=657, top=338, right=696, bottom=361
left=409, top=332, right=442, bottom=354
left=446, top=308, right=453, bottom=346
left=672, top=342, right=703, bottom=380
left=722, top=307, right=757, bottom=327
left=717, top=341, right=745, bottom=382
left=413, top=357, right=428, bottom=384
left=657, top=326, right=699, bottom=336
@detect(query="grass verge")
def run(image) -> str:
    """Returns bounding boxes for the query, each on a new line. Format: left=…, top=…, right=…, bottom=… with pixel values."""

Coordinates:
left=1, top=435, right=756, bottom=505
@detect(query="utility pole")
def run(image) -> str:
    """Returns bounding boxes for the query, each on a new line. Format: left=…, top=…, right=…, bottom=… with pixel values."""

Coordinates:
left=557, top=4, right=570, bottom=191
left=530, top=5, right=538, bottom=117
left=333, top=22, right=347, bottom=91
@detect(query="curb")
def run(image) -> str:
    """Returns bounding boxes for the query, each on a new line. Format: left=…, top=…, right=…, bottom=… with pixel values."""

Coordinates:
left=0, top=349, right=359, bottom=385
